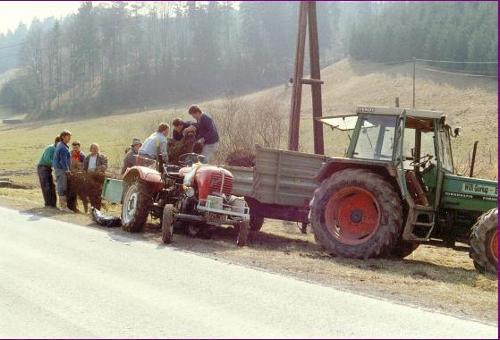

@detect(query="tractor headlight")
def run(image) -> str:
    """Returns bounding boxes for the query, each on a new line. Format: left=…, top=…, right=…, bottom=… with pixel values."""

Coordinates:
left=185, top=187, right=195, bottom=198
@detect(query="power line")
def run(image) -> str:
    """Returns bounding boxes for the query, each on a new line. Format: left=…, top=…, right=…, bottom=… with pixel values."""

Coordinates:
left=416, top=66, right=497, bottom=78
left=416, top=58, right=497, bottom=64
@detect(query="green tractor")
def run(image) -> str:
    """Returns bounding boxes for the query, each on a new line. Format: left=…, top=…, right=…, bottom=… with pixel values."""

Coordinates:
left=310, top=106, right=498, bottom=273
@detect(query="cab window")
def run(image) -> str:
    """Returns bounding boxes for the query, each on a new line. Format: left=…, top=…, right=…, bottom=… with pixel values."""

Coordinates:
left=354, top=115, right=397, bottom=161
left=438, top=129, right=454, bottom=172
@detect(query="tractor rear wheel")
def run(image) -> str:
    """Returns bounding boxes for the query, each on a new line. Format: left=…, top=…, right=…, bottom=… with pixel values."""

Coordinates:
left=309, top=169, right=403, bottom=259
left=121, top=182, right=151, bottom=233
left=161, top=204, right=175, bottom=244
left=470, top=208, right=498, bottom=274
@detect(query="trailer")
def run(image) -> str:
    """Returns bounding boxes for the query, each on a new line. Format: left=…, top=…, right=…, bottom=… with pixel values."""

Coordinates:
left=227, top=145, right=330, bottom=232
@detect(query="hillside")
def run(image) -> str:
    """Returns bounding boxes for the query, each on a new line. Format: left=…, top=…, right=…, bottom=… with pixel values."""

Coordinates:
left=205, top=58, right=498, bottom=178
left=0, top=58, right=497, bottom=181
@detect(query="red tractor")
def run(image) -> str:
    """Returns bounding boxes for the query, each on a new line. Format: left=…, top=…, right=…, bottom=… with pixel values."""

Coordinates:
left=121, top=153, right=250, bottom=246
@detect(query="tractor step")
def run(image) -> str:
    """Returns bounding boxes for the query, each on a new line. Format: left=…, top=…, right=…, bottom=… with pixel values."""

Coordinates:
left=403, top=205, right=436, bottom=241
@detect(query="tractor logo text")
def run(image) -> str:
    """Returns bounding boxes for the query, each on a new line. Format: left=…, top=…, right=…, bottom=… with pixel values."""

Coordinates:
left=462, top=183, right=497, bottom=197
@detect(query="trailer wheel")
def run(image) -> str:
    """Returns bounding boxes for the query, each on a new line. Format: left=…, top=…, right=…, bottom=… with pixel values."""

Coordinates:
left=121, top=182, right=151, bottom=233
left=250, top=212, right=264, bottom=232
left=390, top=241, right=419, bottom=258
left=470, top=208, right=498, bottom=274
left=236, top=221, right=250, bottom=247
left=161, top=204, right=175, bottom=244
left=309, top=169, right=403, bottom=259
left=186, top=224, right=200, bottom=237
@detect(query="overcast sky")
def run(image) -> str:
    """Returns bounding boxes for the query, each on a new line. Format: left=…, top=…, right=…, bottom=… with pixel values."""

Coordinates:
left=0, top=1, right=82, bottom=34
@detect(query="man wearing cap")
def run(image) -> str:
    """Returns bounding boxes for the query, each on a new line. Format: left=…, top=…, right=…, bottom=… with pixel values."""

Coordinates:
left=52, top=130, right=73, bottom=212
left=122, top=138, right=142, bottom=175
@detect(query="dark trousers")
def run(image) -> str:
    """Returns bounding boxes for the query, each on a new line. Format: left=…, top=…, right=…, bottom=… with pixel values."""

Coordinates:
left=67, top=180, right=77, bottom=212
left=37, top=165, right=57, bottom=207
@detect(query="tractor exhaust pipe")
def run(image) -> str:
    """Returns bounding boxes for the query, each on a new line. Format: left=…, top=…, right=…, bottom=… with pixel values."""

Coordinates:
left=469, top=141, right=479, bottom=177
left=175, top=213, right=205, bottom=223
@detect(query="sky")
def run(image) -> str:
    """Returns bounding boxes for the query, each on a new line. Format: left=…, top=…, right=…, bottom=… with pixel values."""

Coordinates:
left=0, top=1, right=82, bottom=34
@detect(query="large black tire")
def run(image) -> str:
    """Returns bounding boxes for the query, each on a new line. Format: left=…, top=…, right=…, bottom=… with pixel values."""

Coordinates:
left=390, top=241, right=419, bottom=258
left=249, top=212, right=264, bottom=232
left=161, top=204, right=175, bottom=244
left=469, top=208, right=498, bottom=274
left=121, top=182, right=151, bottom=233
left=309, top=169, right=403, bottom=259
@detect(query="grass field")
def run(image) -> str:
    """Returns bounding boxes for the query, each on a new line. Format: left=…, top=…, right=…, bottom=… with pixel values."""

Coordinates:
left=0, top=58, right=496, bottom=184
left=0, top=59, right=497, bottom=323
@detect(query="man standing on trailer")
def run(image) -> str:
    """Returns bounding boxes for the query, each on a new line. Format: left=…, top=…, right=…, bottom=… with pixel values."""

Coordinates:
left=185, top=105, right=219, bottom=163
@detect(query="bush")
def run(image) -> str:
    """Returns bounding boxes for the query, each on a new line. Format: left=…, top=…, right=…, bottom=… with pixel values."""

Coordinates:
left=211, top=95, right=286, bottom=164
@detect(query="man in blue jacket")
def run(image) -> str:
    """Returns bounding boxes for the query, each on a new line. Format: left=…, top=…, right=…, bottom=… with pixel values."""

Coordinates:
left=52, top=130, right=73, bottom=212
left=185, top=105, right=219, bottom=163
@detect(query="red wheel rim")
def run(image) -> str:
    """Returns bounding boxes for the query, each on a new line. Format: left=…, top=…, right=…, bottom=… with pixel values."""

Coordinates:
left=489, top=229, right=498, bottom=263
left=324, top=187, right=380, bottom=245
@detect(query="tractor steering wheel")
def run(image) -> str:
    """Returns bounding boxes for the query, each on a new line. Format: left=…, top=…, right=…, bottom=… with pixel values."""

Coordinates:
left=179, top=153, right=205, bottom=166
left=410, top=154, right=433, bottom=169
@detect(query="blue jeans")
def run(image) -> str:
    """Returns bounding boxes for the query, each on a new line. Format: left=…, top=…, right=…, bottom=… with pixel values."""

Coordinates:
left=54, top=168, right=68, bottom=196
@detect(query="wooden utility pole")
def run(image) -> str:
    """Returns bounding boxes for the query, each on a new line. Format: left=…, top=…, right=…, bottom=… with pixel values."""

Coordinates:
left=288, top=1, right=324, bottom=155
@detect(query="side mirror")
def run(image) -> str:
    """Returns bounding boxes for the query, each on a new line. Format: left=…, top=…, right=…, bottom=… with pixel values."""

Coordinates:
left=452, top=127, right=461, bottom=137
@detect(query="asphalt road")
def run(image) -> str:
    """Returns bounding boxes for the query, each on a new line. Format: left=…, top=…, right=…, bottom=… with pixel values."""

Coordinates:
left=0, top=206, right=497, bottom=338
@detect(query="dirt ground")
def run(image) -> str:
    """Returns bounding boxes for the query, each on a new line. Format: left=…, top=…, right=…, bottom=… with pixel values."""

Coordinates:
left=0, top=190, right=497, bottom=325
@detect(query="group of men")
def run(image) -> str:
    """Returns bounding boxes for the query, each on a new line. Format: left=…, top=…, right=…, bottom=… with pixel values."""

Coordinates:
left=37, top=130, right=108, bottom=212
left=122, top=105, right=219, bottom=172
left=38, top=105, right=218, bottom=212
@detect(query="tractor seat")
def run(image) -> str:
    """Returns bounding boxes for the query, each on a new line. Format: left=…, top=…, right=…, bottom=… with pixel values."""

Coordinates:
left=165, top=164, right=183, bottom=180
left=405, top=170, right=430, bottom=206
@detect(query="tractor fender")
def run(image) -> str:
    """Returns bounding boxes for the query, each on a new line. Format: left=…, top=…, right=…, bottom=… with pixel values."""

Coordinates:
left=316, top=157, right=397, bottom=183
left=122, top=166, right=163, bottom=193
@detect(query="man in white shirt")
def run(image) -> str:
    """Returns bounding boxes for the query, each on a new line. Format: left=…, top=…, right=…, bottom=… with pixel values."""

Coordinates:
left=83, top=143, right=108, bottom=173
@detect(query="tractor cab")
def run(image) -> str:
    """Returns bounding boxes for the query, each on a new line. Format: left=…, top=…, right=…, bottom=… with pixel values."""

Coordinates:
left=320, top=106, right=448, bottom=211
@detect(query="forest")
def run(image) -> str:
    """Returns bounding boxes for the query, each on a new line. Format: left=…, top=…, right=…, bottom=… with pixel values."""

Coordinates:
left=0, top=1, right=497, bottom=119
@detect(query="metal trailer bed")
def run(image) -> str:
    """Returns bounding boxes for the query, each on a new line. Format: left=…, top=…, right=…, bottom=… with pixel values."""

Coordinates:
left=227, top=145, right=330, bottom=231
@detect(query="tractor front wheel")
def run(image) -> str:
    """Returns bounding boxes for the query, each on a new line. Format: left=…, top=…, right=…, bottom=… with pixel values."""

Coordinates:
left=121, top=182, right=151, bottom=232
left=309, top=169, right=403, bottom=259
left=470, top=208, right=498, bottom=274
left=236, top=221, right=250, bottom=246
left=161, top=204, right=175, bottom=244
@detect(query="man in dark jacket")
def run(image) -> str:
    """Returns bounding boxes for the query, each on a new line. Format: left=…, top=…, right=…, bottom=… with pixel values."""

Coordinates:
left=185, top=105, right=219, bottom=163
left=52, top=130, right=73, bottom=212
left=172, top=118, right=192, bottom=141
left=121, top=138, right=142, bottom=175
left=83, top=143, right=108, bottom=210
left=84, top=143, right=108, bottom=173
left=37, top=136, right=61, bottom=208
